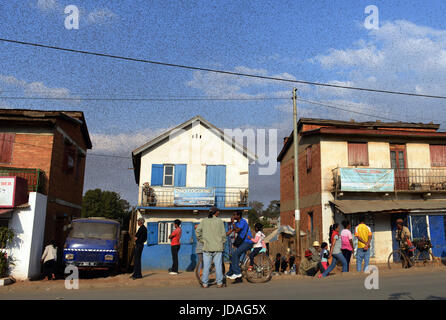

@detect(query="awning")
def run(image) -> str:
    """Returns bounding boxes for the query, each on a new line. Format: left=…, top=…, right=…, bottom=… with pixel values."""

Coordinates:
left=0, top=209, right=14, bottom=218
left=264, top=225, right=306, bottom=243
left=331, top=200, right=446, bottom=214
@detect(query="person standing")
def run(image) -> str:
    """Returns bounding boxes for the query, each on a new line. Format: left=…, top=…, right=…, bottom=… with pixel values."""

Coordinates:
left=341, top=220, right=354, bottom=271
left=168, top=219, right=182, bottom=275
left=132, top=217, right=147, bottom=280
left=226, top=210, right=253, bottom=280
left=196, top=207, right=227, bottom=288
left=355, top=216, right=373, bottom=272
left=319, top=223, right=348, bottom=278
left=41, top=240, right=57, bottom=280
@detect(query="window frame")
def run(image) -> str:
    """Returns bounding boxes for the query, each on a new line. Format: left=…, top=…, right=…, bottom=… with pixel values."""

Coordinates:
left=163, top=164, right=175, bottom=186
left=0, top=133, right=15, bottom=164
left=348, top=142, right=369, bottom=167
left=158, top=221, right=174, bottom=244
left=306, top=146, right=312, bottom=172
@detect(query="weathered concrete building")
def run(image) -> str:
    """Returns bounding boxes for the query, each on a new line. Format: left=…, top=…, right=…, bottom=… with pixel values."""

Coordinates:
left=278, top=118, right=446, bottom=262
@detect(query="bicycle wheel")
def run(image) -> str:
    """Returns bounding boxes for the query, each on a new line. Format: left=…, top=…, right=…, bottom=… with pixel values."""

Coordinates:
left=387, top=249, right=410, bottom=270
left=244, top=253, right=273, bottom=283
left=413, top=250, right=435, bottom=268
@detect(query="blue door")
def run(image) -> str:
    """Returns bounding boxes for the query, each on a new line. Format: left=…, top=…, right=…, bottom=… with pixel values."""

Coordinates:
left=429, top=215, right=446, bottom=258
left=206, top=165, right=226, bottom=208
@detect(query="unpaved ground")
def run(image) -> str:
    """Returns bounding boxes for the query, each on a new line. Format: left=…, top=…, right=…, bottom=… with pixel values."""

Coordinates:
left=1, top=262, right=445, bottom=294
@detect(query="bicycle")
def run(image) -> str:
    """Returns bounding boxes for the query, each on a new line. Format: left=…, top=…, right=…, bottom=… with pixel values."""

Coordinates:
left=387, top=237, right=435, bottom=269
left=195, top=248, right=273, bottom=285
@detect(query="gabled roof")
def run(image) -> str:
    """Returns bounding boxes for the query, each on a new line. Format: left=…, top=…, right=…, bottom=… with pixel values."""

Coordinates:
left=0, top=108, right=92, bottom=149
left=131, top=115, right=257, bottom=184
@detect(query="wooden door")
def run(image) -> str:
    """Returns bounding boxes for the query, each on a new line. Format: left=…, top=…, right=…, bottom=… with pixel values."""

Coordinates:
left=390, top=144, right=408, bottom=190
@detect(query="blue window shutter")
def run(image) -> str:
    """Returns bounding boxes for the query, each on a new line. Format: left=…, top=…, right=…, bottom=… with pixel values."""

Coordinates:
left=174, top=164, right=187, bottom=187
left=180, top=222, right=194, bottom=244
left=151, top=164, right=163, bottom=186
left=147, top=222, right=158, bottom=245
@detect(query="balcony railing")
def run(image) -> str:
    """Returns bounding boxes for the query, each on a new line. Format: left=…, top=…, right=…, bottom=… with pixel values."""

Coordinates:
left=0, top=167, right=46, bottom=194
left=139, top=186, right=249, bottom=208
left=333, top=167, right=446, bottom=193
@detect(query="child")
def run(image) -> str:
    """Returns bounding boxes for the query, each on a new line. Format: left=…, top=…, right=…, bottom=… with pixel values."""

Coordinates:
left=247, top=223, right=266, bottom=271
left=320, top=242, right=329, bottom=272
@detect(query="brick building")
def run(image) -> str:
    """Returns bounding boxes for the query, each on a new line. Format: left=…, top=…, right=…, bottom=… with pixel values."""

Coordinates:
left=278, top=118, right=446, bottom=262
left=0, top=109, right=92, bottom=248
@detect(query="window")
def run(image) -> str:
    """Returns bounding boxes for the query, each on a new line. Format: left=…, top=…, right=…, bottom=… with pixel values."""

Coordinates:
left=163, top=165, right=174, bottom=186
left=0, top=133, right=15, bottom=163
left=306, top=146, right=312, bottom=171
left=75, top=152, right=84, bottom=180
left=158, top=222, right=174, bottom=244
left=430, top=145, right=446, bottom=167
left=307, top=212, right=314, bottom=235
left=63, top=142, right=76, bottom=174
left=348, top=142, right=369, bottom=166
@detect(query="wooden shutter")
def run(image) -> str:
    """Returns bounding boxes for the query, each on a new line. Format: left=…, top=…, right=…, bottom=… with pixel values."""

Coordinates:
left=0, top=133, right=15, bottom=163
left=174, top=164, right=187, bottom=187
left=348, top=142, right=369, bottom=166
left=146, top=222, right=158, bottom=245
left=430, top=145, right=446, bottom=167
left=151, top=164, right=164, bottom=186
left=306, top=146, right=312, bottom=171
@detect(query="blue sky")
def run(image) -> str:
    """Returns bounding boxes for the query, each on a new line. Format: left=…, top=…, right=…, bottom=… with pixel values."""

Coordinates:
left=1, top=1, right=446, bottom=206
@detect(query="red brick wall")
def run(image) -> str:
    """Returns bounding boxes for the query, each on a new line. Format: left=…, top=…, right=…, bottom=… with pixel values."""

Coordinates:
left=2, top=133, right=54, bottom=194
left=279, top=139, right=323, bottom=242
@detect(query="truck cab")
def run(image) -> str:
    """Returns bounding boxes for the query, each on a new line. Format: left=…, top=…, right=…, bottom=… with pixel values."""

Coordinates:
left=63, top=218, right=121, bottom=273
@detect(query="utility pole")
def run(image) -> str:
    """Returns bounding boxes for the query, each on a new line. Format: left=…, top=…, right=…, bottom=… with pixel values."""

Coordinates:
left=292, top=88, right=301, bottom=259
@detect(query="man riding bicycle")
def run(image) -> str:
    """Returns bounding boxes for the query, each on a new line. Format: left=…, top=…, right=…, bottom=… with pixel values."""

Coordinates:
left=395, top=218, right=414, bottom=268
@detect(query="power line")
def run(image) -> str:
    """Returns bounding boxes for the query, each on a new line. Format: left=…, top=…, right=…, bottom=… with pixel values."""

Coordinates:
left=296, top=98, right=400, bottom=121
left=1, top=38, right=446, bottom=100
left=0, top=95, right=286, bottom=102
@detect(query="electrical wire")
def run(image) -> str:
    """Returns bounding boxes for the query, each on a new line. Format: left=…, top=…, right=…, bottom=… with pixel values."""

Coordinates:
left=1, top=38, right=446, bottom=100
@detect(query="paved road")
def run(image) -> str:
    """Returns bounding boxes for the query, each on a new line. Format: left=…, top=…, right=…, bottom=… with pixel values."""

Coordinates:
left=2, top=270, right=446, bottom=300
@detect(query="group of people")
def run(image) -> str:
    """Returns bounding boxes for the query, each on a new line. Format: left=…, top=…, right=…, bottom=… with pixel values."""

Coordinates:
left=298, top=216, right=373, bottom=278
left=195, top=207, right=266, bottom=288
left=131, top=207, right=266, bottom=287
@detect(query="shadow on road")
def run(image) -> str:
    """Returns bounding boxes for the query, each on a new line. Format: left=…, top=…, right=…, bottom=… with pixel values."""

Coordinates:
left=388, top=292, right=414, bottom=300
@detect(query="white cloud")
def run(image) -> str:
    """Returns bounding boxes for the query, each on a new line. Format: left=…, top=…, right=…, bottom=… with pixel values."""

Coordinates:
left=0, top=74, right=78, bottom=100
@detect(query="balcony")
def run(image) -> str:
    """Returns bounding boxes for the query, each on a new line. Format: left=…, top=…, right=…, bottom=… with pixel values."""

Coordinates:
left=139, top=185, right=249, bottom=209
left=0, top=167, right=46, bottom=194
left=333, top=167, right=446, bottom=193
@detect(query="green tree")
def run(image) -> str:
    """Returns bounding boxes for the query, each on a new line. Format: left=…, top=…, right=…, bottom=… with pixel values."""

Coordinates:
left=81, top=189, right=131, bottom=228
left=247, top=201, right=263, bottom=227
left=262, top=200, right=280, bottom=219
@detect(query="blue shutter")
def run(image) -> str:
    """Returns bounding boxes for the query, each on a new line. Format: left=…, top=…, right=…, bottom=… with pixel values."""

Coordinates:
left=180, top=222, right=194, bottom=244
left=147, top=222, right=158, bottom=245
left=151, top=164, right=163, bottom=186
left=174, top=164, right=187, bottom=187
left=206, top=165, right=226, bottom=208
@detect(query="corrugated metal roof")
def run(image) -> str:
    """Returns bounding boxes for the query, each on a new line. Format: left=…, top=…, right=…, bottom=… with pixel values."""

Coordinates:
left=331, top=200, right=446, bottom=214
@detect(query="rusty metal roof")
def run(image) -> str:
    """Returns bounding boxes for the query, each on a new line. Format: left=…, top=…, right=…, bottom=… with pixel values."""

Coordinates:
left=330, top=200, right=446, bottom=214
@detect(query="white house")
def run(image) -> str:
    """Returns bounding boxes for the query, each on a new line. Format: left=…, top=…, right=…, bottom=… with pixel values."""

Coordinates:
left=131, top=115, right=256, bottom=271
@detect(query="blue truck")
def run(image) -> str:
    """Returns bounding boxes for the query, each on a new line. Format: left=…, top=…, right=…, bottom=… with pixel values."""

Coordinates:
left=63, top=217, right=121, bottom=274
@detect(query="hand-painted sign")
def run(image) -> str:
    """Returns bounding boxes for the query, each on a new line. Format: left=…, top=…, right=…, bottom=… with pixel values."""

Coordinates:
left=340, top=168, right=394, bottom=192
left=173, top=187, right=215, bottom=206
left=0, top=177, right=15, bottom=207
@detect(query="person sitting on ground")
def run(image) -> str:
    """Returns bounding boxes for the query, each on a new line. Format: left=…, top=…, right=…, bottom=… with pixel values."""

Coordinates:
left=309, top=241, right=322, bottom=264
left=320, top=242, right=329, bottom=272
left=298, top=249, right=322, bottom=276
left=247, top=223, right=266, bottom=271
left=280, top=254, right=288, bottom=273
left=288, top=254, right=296, bottom=273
